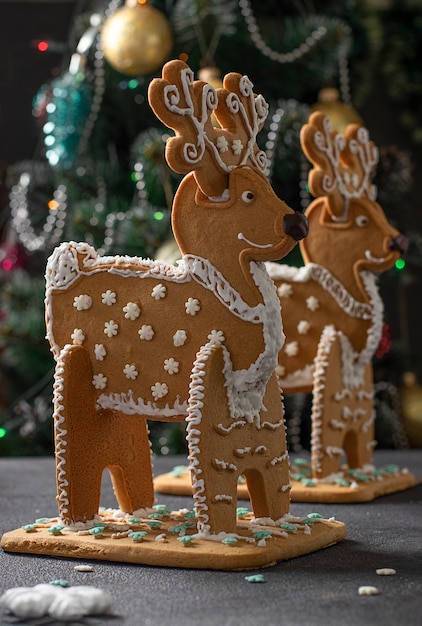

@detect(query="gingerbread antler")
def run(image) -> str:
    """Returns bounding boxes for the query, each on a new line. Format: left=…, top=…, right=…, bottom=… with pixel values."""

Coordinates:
left=148, top=59, right=269, bottom=197
left=301, top=111, right=378, bottom=222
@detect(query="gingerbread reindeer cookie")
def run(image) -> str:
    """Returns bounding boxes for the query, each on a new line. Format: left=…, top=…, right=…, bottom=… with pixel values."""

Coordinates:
left=267, top=111, right=416, bottom=502
left=2, top=62, right=346, bottom=569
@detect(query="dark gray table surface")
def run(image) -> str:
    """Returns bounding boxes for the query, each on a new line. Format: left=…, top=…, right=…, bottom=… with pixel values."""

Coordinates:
left=0, top=450, right=421, bottom=626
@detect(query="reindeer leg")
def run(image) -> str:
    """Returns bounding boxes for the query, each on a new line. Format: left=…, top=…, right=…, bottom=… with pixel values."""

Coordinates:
left=106, top=415, right=154, bottom=514
left=54, top=344, right=103, bottom=524
left=311, top=329, right=347, bottom=479
left=244, top=373, right=290, bottom=522
left=187, top=344, right=239, bottom=535
left=344, top=364, right=376, bottom=469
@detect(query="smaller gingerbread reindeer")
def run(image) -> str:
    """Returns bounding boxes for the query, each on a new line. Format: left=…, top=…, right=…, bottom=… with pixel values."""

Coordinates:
left=267, top=112, right=408, bottom=479
left=45, top=60, right=307, bottom=534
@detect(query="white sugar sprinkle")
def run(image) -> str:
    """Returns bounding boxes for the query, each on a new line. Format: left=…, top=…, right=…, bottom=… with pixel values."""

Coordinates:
left=74, top=565, right=94, bottom=572
left=376, top=568, right=396, bottom=576
left=358, top=585, right=380, bottom=596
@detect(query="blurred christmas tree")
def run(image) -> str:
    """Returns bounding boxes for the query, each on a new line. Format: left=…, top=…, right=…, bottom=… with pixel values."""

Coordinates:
left=0, top=0, right=420, bottom=456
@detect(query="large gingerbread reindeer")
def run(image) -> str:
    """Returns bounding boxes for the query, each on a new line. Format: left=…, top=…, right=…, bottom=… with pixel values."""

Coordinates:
left=267, top=112, right=407, bottom=480
left=45, top=60, right=307, bottom=534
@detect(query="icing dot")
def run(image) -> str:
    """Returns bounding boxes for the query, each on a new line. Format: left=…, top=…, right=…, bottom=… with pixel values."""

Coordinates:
left=93, top=373, right=107, bottom=390
left=151, top=283, right=166, bottom=300
left=104, top=320, right=119, bottom=337
left=102, top=290, right=116, bottom=306
left=207, top=329, right=225, bottom=346
left=277, top=283, right=293, bottom=298
left=276, top=364, right=286, bottom=377
left=73, top=294, right=92, bottom=311
left=71, top=328, right=85, bottom=345
left=94, top=344, right=107, bottom=361
left=151, top=382, right=169, bottom=400
left=216, top=136, right=229, bottom=153
left=297, top=320, right=311, bottom=334
left=306, top=295, right=320, bottom=311
left=123, top=302, right=141, bottom=320
left=138, top=324, right=154, bottom=341
left=185, top=297, right=201, bottom=316
left=164, top=358, right=179, bottom=375
left=123, top=364, right=139, bottom=380
left=284, top=341, right=299, bottom=356
left=232, top=139, right=244, bottom=155
left=173, top=330, right=187, bottom=347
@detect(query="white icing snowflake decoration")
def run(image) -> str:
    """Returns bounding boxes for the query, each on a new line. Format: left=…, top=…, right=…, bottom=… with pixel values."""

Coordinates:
left=297, top=320, right=311, bottom=335
left=104, top=320, right=119, bottom=337
left=217, top=136, right=229, bottom=153
left=102, top=290, right=116, bottom=306
left=138, top=325, right=154, bottom=341
left=71, top=328, right=85, bottom=345
left=151, top=382, right=169, bottom=400
left=73, top=294, right=92, bottom=311
left=93, top=373, right=107, bottom=390
left=277, top=283, right=293, bottom=298
left=306, top=296, right=320, bottom=311
left=151, top=283, right=166, bottom=300
left=173, top=330, right=187, bottom=347
left=123, top=302, right=141, bottom=320
left=123, top=364, right=138, bottom=380
left=232, top=139, right=243, bottom=155
left=164, top=358, right=179, bottom=375
left=208, top=329, right=225, bottom=346
left=185, top=297, right=200, bottom=316
left=94, top=343, right=107, bottom=361
left=284, top=341, right=299, bottom=356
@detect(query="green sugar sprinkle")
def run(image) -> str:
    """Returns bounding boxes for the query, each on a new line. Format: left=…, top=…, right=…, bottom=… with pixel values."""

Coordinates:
left=292, top=458, right=309, bottom=467
left=50, top=579, right=70, bottom=587
left=291, top=473, right=306, bottom=481
left=335, top=478, right=350, bottom=487
left=22, top=524, right=37, bottom=532
left=127, top=517, right=141, bottom=524
left=128, top=531, right=148, bottom=542
left=237, top=475, right=246, bottom=484
left=35, top=518, right=50, bottom=524
left=384, top=464, right=399, bottom=474
left=236, top=507, right=250, bottom=518
left=146, top=520, right=162, bottom=529
left=245, top=574, right=265, bottom=583
left=301, top=478, right=316, bottom=487
left=221, top=536, right=238, bottom=545
left=170, top=465, right=187, bottom=477
left=48, top=525, right=65, bottom=535
left=177, top=535, right=195, bottom=545
left=253, top=530, right=272, bottom=540
left=280, top=523, right=298, bottom=532
left=153, top=504, right=172, bottom=513
left=89, top=526, right=104, bottom=537
left=183, top=510, right=196, bottom=519
left=307, top=513, right=323, bottom=519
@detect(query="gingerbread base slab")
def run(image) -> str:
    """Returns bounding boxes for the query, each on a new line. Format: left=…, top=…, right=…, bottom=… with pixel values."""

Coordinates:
left=1, top=508, right=346, bottom=571
left=153, top=464, right=417, bottom=503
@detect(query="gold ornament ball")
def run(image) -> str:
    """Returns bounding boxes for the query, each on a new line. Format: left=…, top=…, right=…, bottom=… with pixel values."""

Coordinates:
left=101, top=3, right=173, bottom=76
left=400, top=372, right=422, bottom=447
left=311, top=87, right=363, bottom=134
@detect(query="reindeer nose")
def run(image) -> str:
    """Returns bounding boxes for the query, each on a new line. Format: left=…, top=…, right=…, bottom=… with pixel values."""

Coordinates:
left=283, top=211, right=309, bottom=241
left=388, top=234, right=409, bottom=256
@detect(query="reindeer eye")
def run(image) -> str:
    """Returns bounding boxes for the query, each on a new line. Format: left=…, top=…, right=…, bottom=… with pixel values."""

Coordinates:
left=241, top=191, right=254, bottom=203
left=356, top=215, right=368, bottom=227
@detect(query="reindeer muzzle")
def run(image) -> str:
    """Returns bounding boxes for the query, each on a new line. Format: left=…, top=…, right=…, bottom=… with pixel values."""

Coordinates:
left=388, top=234, right=409, bottom=256
left=283, top=211, right=309, bottom=242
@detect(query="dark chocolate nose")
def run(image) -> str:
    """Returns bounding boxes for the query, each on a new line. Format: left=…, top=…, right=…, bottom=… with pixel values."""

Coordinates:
left=388, top=234, right=409, bottom=256
left=283, top=211, right=309, bottom=241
